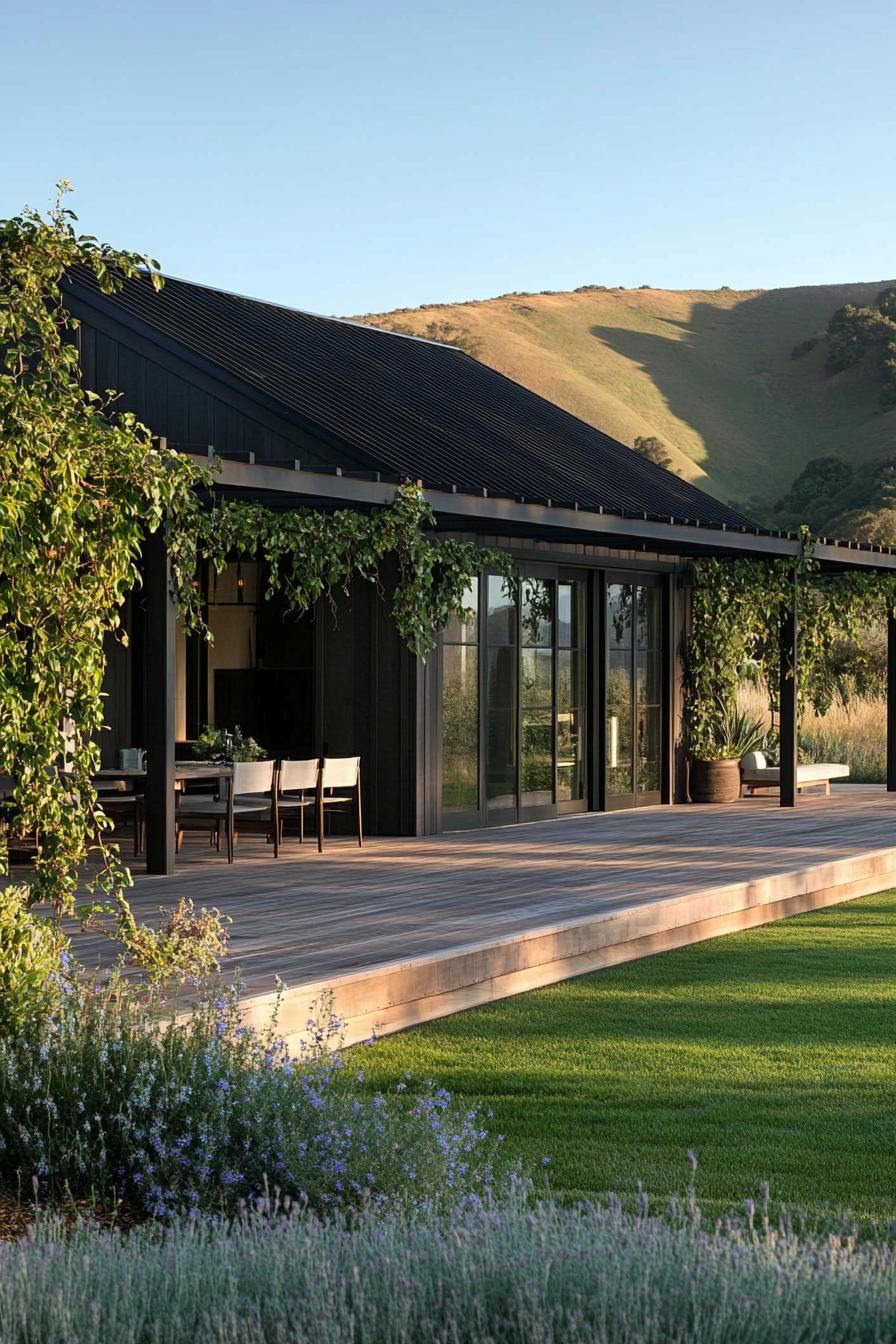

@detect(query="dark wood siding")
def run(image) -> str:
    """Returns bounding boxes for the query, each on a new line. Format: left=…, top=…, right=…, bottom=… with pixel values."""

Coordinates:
left=315, top=568, right=420, bottom=836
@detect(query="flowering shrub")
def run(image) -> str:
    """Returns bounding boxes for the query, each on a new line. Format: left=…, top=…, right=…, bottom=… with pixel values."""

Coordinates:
left=2, top=1198, right=896, bottom=1343
left=0, top=887, right=67, bottom=1032
left=0, top=968, right=506, bottom=1219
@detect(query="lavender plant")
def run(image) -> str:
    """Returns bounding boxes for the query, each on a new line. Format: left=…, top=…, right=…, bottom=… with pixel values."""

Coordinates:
left=1, top=1197, right=896, bottom=1343
left=0, top=968, right=506, bottom=1219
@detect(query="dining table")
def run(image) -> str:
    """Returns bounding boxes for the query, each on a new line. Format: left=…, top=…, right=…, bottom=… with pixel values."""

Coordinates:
left=93, top=761, right=233, bottom=788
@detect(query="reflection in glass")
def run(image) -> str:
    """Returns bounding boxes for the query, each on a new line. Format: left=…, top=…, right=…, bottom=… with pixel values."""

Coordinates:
left=557, top=583, right=576, bottom=649
left=521, top=648, right=552, bottom=708
left=521, top=579, right=554, bottom=806
left=487, top=648, right=517, bottom=808
left=444, top=582, right=479, bottom=646
left=607, top=583, right=632, bottom=650
left=636, top=651, right=662, bottom=708
left=556, top=581, right=585, bottom=802
left=521, top=578, right=553, bottom=646
left=606, top=582, right=663, bottom=801
left=637, top=585, right=663, bottom=651
left=638, top=706, right=662, bottom=794
left=557, top=708, right=584, bottom=802
left=521, top=710, right=553, bottom=804
left=606, top=649, right=633, bottom=795
left=442, top=645, right=479, bottom=811
left=487, top=575, right=517, bottom=645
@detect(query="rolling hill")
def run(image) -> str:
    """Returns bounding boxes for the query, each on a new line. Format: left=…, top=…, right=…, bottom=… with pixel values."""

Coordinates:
left=353, top=281, right=896, bottom=536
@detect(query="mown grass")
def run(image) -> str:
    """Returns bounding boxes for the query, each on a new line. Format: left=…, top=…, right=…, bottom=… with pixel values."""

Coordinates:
left=358, top=890, right=896, bottom=1221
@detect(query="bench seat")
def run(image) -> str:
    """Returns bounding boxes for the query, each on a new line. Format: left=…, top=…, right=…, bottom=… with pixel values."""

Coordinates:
left=740, top=751, right=850, bottom=796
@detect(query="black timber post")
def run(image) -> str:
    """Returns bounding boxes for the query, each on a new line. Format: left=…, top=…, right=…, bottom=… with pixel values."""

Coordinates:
left=779, top=576, right=798, bottom=808
left=143, top=530, right=176, bottom=874
left=888, top=610, right=896, bottom=792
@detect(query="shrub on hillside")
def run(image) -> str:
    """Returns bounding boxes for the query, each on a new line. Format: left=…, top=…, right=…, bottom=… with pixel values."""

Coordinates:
left=633, top=435, right=673, bottom=471
left=823, top=287, right=896, bottom=406
left=0, top=972, right=506, bottom=1220
left=2, top=1199, right=896, bottom=1343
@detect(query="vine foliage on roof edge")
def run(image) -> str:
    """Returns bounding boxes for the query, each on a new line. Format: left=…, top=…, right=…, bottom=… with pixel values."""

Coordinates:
left=168, top=484, right=512, bottom=661
left=683, top=530, right=896, bottom=759
left=0, top=184, right=512, bottom=976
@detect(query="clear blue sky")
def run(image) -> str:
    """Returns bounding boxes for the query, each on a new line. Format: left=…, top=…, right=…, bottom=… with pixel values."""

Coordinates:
left=2, top=0, right=893, bottom=314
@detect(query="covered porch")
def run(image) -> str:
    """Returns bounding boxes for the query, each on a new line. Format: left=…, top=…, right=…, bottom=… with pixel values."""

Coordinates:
left=72, top=785, right=896, bottom=1044
left=128, top=457, right=896, bottom=878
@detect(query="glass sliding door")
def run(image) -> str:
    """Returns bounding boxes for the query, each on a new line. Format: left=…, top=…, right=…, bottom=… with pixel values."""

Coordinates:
left=557, top=581, right=586, bottom=806
left=486, top=574, right=518, bottom=819
left=605, top=577, right=665, bottom=808
left=439, top=567, right=590, bottom=830
left=520, top=578, right=554, bottom=812
left=441, top=580, right=480, bottom=820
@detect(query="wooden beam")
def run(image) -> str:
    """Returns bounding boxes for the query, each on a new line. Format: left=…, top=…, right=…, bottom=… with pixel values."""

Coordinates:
left=143, top=531, right=176, bottom=874
left=186, top=455, right=896, bottom=574
left=779, top=582, right=798, bottom=808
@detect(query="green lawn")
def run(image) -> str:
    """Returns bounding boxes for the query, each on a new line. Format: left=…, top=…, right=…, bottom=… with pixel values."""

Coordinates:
left=357, top=891, right=896, bottom=1220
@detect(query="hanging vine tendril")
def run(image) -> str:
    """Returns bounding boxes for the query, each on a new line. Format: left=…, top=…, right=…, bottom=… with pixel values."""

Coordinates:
left=683, top=532, right=896, bottom=759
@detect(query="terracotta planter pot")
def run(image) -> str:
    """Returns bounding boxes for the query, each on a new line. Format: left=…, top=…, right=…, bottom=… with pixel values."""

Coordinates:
left=689, top=757, right=741, bottom=804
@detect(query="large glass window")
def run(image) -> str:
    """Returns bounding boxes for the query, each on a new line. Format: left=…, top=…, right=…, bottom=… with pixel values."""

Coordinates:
left=441, top=581, right=480, bottom=813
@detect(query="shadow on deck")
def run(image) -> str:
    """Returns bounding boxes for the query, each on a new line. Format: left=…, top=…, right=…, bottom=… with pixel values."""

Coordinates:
left=65, top=786, right=896, bottom=1044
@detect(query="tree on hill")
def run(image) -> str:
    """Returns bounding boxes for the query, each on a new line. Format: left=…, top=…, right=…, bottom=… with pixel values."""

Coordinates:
left=632, top=435, right=673, bottom=471
left=773, top=455, right=853, bottom=529
left=824, top=288, right=896, bottom=406
left=768, top=453, right=896, bottom=542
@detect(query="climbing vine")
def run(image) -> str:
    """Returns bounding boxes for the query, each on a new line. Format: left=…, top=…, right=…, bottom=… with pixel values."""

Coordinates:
left=0, top=185, right=512, bottom=978
left=684, top=533, right=896, bottom=759
left=168, top=485, right=512, bottom=658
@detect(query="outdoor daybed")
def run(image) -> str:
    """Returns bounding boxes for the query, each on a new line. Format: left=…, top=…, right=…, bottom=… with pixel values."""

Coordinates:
left=739, top=751, right=850, bottom=797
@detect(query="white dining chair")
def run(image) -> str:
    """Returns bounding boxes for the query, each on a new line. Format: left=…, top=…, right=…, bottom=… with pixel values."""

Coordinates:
left=317, top=756, right=362, bottom=852
left=175, top=759, right=277, bottom=863
left=276, top=759, right=320, bottom=846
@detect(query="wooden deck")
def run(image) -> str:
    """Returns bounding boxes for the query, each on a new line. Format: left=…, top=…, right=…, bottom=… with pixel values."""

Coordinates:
left=69, top=785, right=896, bottom=1043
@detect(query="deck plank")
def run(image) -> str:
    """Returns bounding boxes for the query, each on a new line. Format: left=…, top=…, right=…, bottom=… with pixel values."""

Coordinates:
left=64, top=786, right=896, bottom=998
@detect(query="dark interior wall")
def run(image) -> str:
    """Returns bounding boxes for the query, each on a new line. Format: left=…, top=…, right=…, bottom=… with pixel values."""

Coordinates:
left=315, top=565, right=420, bottom=836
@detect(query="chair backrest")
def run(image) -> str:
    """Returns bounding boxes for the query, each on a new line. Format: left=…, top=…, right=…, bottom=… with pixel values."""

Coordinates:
left=232, top=759, right=276, bottom=796
left=279, top=758, right=320, bottom=792
left=321, top=756, right=360, bottom=789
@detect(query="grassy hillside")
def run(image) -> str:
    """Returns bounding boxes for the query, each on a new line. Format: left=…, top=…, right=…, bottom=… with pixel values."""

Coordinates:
left=354, top=281, right=896, bottom=528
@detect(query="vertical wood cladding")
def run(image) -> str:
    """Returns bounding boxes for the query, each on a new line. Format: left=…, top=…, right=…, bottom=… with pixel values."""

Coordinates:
left=317, top=567, right=419, bottom=837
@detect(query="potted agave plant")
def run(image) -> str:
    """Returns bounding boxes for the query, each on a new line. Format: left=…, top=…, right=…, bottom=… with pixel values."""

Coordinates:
left=689, top=701, right=768, bottom=804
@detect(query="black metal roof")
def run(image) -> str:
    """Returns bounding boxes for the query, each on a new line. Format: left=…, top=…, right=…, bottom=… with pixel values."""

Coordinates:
left=68, top=269, right=753, bottom=528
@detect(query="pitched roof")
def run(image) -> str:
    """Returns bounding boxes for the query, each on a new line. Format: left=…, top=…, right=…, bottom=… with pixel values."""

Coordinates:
left=67, top=269, right=753, bottom=528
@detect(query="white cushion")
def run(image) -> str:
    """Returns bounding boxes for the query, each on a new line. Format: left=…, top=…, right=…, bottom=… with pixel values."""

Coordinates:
left=740, top=762, right=850, bottom=784
left=740, top=751, right=767, bottom=771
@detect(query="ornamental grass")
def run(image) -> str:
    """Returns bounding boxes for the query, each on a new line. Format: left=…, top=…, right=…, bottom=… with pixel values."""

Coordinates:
left=2, top=1197, right=896, bottom=1343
